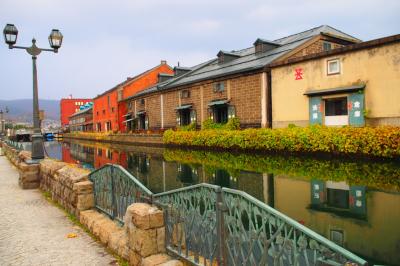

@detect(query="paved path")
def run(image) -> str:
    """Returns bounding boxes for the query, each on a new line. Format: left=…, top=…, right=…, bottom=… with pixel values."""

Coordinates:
left=0, top=156, right=118, bottom=266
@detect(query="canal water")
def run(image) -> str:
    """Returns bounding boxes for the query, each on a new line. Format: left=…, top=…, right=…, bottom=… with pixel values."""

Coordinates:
left=31, top=140, right=400, bottom=265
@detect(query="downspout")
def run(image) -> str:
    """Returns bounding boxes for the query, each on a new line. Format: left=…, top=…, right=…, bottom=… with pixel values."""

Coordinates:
left=266, top=67, right=272, bottom=128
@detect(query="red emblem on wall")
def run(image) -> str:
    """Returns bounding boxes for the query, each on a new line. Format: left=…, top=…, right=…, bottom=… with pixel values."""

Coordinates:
left=348, top=102, right=353, bottom=111
left=295, top=68, right=303, bottom=80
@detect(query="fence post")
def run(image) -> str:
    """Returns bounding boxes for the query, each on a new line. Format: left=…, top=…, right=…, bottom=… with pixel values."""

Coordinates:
left=111, top=165, right=117, bottom=220
left=216, top=187, right=227, bottom=266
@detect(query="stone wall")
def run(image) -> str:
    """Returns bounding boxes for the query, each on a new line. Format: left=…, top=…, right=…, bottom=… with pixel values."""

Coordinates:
left=0, top=141, right=183, bottom=265
left=40, top=159, right=94, bottom=217
left=1, top=142, right=41, bottom=189
left=64, top=133, right=163, bottom=146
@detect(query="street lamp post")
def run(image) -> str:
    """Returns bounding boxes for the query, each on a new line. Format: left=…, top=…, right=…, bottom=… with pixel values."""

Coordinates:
left=3, top=24, right=63, bottom=161
left=0, top=110, right=4, bottom=135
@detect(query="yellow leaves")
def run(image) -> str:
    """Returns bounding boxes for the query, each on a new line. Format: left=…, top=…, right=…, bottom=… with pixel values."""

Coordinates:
left=66, top=233, right=78, bottom=238
left=163, top=126, right=400, bottom=158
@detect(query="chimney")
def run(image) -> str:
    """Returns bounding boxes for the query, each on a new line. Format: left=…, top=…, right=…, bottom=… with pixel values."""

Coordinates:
left=161, top=60, right=167, bottom=65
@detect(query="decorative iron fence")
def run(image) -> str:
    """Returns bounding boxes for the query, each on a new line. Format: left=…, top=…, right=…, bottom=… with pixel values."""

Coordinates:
left=154, top=184, right=221, bottom=265
left=89, top=164, right=153, bottom=224
left=89, top=164, right=368, bottom=266
left=222, top=188, right=365, bottom=266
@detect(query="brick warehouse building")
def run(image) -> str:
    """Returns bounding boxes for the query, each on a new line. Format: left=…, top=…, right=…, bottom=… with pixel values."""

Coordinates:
left=60, top=97, right=92, bottom=129
left=121, top=25, right=360, bottom=130
left=93, top=61, right=173, bottom=132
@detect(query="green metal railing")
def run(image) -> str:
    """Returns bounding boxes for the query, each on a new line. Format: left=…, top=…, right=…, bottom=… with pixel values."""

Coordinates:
left=154, top=184, right=220, bottom=265
left=89, top=164, right=153, bottom=224
left=4, top=140, right=23, bottom=151
left=89, top=164, right=368, bottom=266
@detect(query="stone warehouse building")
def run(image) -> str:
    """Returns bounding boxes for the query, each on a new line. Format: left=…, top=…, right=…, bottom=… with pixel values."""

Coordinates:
left=270, top=34, right=400, bottom=127
left=120, top=25, right=360, bottom=130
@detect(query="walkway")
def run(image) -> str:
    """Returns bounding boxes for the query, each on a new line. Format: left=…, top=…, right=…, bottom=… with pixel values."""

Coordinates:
left=0, top=156, right=118, bottom=266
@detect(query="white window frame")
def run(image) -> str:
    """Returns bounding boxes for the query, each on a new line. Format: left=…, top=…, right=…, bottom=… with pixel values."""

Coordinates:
left=327, top=58, right=340, bottom=75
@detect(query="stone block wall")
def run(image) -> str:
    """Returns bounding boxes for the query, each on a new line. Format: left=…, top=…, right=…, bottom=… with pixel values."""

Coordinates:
left=39, top=159, right=94, bottom=217
left=1, top=142, right=41, bottom=189
left=1, top=141, right=183, bottom=265
left=80, top=203, right=182, bottom=266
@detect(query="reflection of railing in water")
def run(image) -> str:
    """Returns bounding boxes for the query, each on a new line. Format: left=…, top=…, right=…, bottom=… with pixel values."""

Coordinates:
left=89, top=164, right=368, bottom=266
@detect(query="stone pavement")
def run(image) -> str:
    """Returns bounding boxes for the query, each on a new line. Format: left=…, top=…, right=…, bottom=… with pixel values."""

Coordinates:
left=0, top=156, right=118, bottom=266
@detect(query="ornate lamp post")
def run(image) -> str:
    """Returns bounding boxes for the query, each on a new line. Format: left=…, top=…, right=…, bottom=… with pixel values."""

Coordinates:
left=3, top=24, right=63, bottom=161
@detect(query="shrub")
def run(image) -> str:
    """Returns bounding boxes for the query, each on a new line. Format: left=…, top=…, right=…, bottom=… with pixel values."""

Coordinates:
left=163, top=149, right=400, bottom=191
left=163, top=126, right=400, bottom=159
left=224, top=117, right=241, bottom=130
left=202, top=118, right=240, bottom=130
left=178, top=122, right=197, bottom=131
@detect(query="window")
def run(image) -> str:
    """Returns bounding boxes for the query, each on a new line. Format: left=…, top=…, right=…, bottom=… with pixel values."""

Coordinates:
left=138, top=114, right=148, bottom=130
left=327, top=189, right=349, bottom=209
left=180, top=90, right=190, bottom=99
left=111, top=107, right=115, bottom=113
left=323, top=42, right=332, bottom=51
left=213, top=82, right=224, bottom=93
left=128, top=102, right=132, bottom=109
left=325, top=97, right=348, bottom=116
left=96, top=111, right=99, bottom=116
left=140, top=99, right=145, bottom=105
left=105, top=121, right=112, bottom=131
left=330, top=230, right=344, bottom=246
left=102, top=110, right=105, bottom=115
left=327, top=59, right=340, bottom=75
left=212, top=105, right=228, bottom=123
left=107, top=95, right=111, bottom=107
left=179, top=109, right=191, bottom=126
left=106, top=149, right=113, bottom=160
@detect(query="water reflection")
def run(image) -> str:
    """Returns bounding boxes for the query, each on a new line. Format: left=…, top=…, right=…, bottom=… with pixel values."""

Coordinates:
left=55, top=140, right=399, bottom=265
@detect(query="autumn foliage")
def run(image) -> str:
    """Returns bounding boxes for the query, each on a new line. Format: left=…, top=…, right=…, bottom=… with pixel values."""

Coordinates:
left=163, top=125, right=400, bottom=158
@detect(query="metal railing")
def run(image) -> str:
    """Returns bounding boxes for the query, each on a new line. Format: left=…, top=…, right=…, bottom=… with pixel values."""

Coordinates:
left=4, top=140, right=23, bottom=151
left=154, top=184, right=221, bottom=265
left=89, top=164, right=153, bottom=224
left=89, top=164, right=368, bottom=266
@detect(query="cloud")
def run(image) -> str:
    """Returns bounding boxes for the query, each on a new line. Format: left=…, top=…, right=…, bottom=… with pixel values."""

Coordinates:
left=0, top=0, right=399, bottom=100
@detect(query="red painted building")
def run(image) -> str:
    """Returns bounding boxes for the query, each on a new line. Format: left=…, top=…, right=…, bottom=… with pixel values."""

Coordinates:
left=93, top=61, right=173, bottom=132
left=60, top=98, right=92, bottom=129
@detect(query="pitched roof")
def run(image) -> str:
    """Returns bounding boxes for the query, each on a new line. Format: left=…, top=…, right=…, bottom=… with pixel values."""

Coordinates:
left=94, top=62, right=173, bottom=99
left=162, top=25, right=359, bottom=89
left=122, top=25, right=360, bottom=99
left=69, top=106, right=92, bottom=118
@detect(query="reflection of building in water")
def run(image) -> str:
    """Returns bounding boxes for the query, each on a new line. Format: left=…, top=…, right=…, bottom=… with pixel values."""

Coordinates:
left=272, top=176, right=400, bottom=265
left=177, top=164, right=199, bottom=186
left=94, top=147, right=127, bottom=169
left=62, top=142, right=95, bottom=169
left=310, top=180, right=366, bottom=219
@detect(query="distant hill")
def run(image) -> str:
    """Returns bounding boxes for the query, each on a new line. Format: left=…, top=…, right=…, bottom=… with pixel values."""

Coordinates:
left=0, top=99, right=59, bottom=122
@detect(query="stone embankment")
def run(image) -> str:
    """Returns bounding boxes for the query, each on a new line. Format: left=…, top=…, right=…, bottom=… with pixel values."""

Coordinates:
left=0, top=141, right=182, bottom=266
left=64, top=132, right=163, bottom=146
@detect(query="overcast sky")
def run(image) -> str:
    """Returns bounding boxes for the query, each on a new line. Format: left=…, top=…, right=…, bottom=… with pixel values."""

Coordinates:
left=0, top=0, right=399, bottom=100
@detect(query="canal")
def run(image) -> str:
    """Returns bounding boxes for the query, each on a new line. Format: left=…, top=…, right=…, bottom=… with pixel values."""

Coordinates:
left=31, top=140, right=400, bottom=265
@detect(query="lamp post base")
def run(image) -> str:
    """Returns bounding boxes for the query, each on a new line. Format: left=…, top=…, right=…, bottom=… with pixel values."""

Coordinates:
left=31, top=133, right=44, bottom=160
